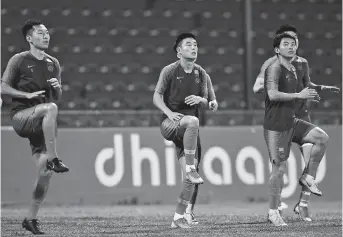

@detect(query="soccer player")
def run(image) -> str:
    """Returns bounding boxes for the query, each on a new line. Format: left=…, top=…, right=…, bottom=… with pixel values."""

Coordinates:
left=264, top=32, right=329, bottom=226
left=184, top=75, right=218, bottom=225
left=253, top=25, right=340, bottom=221
left=153, top=33, right=209, bottom=228
left=1, top=19, right=69, bottom=235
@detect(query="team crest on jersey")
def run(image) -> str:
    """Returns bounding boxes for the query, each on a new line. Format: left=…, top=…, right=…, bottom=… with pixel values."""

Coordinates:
left=194, top=69, right=200, bottom=83
left=278, top=148, right=285, bottom=159
left=47, top=64, right=54, bottom=72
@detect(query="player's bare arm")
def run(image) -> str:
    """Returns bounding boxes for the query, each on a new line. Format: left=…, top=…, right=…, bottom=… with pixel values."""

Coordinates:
left=153, top=66, right=183, bottom=121
left=253, top=76, right=264, bottom=94
left=266, top=63, right=318, bottom=101
left=253, top=56, right=277, bottom=94
left=49, top=58, right=62, bottom=101
left=206, top=74, right=218, bottom=111
left=302, top=59, right=340, bottom=93
left=1, top=54, right=45, bottom=99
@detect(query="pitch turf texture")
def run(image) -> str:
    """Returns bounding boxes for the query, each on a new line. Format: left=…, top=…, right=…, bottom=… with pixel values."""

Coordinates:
left=1, top=201, right=341, bottom=237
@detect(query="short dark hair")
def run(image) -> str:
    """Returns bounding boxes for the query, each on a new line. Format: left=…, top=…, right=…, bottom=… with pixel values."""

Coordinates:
left=173, top=33, right=197, bottom=52
left=275, top=24, right=297, bottom=35
left=273, top=33, right=297, bottom=48
left=21, top=19, right=43, bottom=39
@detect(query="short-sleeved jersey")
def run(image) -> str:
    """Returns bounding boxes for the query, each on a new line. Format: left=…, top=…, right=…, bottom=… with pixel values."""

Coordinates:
left=263, top=58, right=298, bottom=131
left=1, top=51, right=61, bottom=117
left=154, top=61, right=208, bottom=119
left=261, top=55, right=310, bottom=117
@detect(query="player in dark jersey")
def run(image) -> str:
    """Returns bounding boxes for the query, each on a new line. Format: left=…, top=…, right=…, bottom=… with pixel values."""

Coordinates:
left=264, top=33, right=329, bottom=226
left=254, top=25, right=340, bottom=222
left=153, top=33, right=209, bottom=228
left=1, top=20, right=69, bottom=235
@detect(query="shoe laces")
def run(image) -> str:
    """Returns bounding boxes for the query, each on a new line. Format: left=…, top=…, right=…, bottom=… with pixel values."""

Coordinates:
left=188, top=169, right=200, bottom=179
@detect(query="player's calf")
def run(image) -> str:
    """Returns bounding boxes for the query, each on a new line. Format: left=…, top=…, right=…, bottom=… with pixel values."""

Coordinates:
left=300, top=128, right=329, bottom=196
left=171, top=179, right=194, bottom=228
left=180, top=116, right=203, bottom=183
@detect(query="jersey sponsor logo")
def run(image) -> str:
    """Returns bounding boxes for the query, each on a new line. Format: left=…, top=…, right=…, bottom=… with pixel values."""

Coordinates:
left=176, top=76, right=183, bottom=80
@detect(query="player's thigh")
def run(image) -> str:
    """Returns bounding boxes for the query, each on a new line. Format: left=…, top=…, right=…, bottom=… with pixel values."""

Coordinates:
left=175, top=115, right=198, bottom=140
left=301, top=125, right=329, bottom=144
left=292, top=115, right=312, bottom=145
left=293, top=119, right=326, bottom=145
left=264, top=129, right=293, bottom=165
left=12, top=106, right=44, bottom=138
left=160, top=117, right=181, bottom=141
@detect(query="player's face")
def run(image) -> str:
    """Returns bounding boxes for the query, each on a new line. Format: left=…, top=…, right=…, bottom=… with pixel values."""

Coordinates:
left=27, top=25, right=50, bottom=50
left=178, top=38, right=198, bottom=60
left=277, top=37, right=297, bottom=58
left=284, top=31, right=299, bottom=49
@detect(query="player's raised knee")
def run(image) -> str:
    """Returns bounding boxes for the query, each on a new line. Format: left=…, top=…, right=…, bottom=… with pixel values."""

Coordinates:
left=46, top=102, right=58, bottom=112
left=320, top=131, right=329, bottom=144
left=183, top=116, right=199, bottom=128
left=314, top=127, right=329, bottom=144
left=39, top=102, right=58, bottom=116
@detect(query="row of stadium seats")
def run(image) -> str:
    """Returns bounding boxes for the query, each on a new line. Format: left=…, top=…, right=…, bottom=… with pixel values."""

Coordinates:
left=1, top=0, right=341, bottom=116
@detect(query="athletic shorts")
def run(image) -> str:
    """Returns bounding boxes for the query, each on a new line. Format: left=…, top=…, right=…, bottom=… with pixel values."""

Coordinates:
left=12, top=106, right=47, bottom=155
left=160, top=117, right=201, bottom=161
left=264, top=118, right=316, bottom=164
left=292, top=115, right=315, bottom=145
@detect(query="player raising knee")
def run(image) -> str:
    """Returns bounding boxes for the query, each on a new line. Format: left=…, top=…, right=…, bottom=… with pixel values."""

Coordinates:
left=254, top=25, right=339, bottom=222
left=264, top=32, right=329, bottom=226
left=1, top=19, right=69, bottom=235
left=153, top=33, right=210, bottom=228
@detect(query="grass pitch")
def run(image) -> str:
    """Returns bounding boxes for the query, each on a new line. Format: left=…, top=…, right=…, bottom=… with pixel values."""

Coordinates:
left=1, top=201, right=341, bottom=237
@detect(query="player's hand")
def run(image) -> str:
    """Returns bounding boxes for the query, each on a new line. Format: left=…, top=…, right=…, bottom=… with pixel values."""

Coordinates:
left=167, top=112, right=184, bottom=122
left=25, top=90, right=45, bottom=99
left=297, top=87, right=318, bottom=100
left=47, top=78, right=61, bottom=89
left=322, top=85, right=340, bottom=93
left=308, top=94, right=321, bottom=103
left=209, top=100, right=218, bottom=111
left=185, top=95, right=202, bottom=106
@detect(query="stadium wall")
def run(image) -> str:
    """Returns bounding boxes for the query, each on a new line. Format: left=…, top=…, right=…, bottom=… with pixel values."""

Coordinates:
left=1, top=126, right=341, bottom=205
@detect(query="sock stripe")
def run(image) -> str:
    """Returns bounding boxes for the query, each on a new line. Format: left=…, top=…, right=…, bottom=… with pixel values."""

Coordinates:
left=184, top=149, right=196, bottom=155
left=301, top=143, right=313, bottom=148
left=176, top=197, right=189, bottom=205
